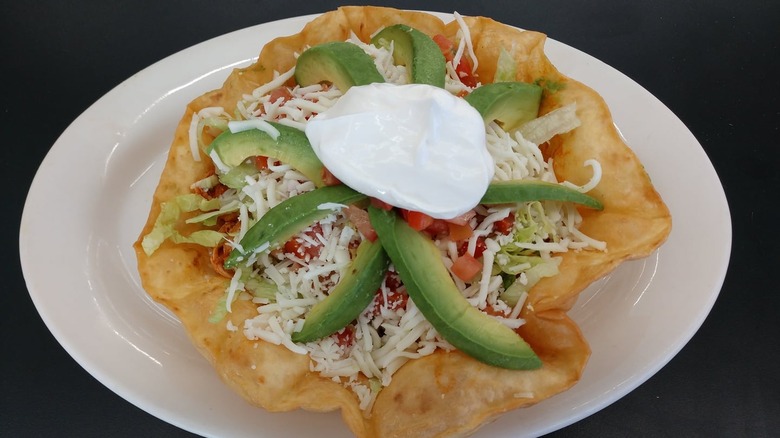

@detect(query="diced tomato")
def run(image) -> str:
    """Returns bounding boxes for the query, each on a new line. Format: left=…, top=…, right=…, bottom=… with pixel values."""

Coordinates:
left=344, top=205, right=377, bottom=242
left=447, top=222, right=473, bottom=241
left=400, top=209, right=435, bottom=231
left=372, top=288, right=409, bottom=316
left=432, top=34, right=478, bottom=87
left=254, top=156, right=269, bottom=170
left=268, top=87, right=293, bottom=105
left=432, top=34, right=455, bottom=61
left=254, top=156, right=283, bottom=170
left=422, top=219, right=449, bottom=239
left=458, top=237, right=487, bottom=258
left=370, top=198, right=394, bottom=210
left=492, top=212, right=516, bottom=235
left=384, top=270, right=403, bottom=291
left=455, top=55, right=478, bottom=88
left=445, top=210, right=476, bottom=241
left=372, top=271, right=408, bottom=316
left=321, top=167, right=342, bottom=186
left=451, top=253, right=482, bottom=282
left=334, top=325, right=356, bottom=348
left=283, top=224, right=323, bottom=259
left=283, top=238, right=321, bottom=260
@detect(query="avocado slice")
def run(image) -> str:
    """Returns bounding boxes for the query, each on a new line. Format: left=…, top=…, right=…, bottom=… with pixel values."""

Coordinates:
left=207, top=122, right=326, bottom=187
left=465, top=82, right=543, bottom=131
left=295, top=41, right=385, bottom=92
left=482, top=180, right=603, bottom=210
left=292, top=239, right=390, bottom=343
left=370, top=24, right=446, bottom=88
left=224, top=185, right=367, bottom=268
left=368, top=206, right=542, bottom=370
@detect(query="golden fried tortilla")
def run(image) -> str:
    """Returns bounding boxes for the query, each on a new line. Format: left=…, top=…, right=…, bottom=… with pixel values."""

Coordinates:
left=134, top=7, right=671, bottom=437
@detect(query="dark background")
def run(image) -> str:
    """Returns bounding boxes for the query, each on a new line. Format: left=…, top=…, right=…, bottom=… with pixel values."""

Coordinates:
left=4, top=1, right=778, bottom=436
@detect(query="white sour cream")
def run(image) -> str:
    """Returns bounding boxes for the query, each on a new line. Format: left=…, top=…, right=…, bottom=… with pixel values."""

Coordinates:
left=305, top=83, right=493, bottom=219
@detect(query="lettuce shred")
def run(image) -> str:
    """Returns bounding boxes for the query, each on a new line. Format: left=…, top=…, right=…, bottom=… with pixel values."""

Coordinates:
left=495, top=202, right=563, bottom=305
left=218, top=162, right=258, bottom=189
left=209, top=271, right=278, bottom=323
left=494, top=47, right=517, bottom=83
left=141, top=194, right=224, bottom=256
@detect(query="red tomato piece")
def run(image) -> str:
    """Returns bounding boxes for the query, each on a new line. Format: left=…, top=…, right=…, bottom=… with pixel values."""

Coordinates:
left=268, top=87, right=293, bottom=105
left=421, top=219, right=449, bottom=239
left=372, top=271, right=408, bottom=316
left=433, top=34, right=478, bottom=87
left=455, top=56, right=478, bottom=88
left=334, top=325, right=356, bottom=348
left=384, top=270, right=403, bottom=292
left=373, top=288, right=409, bottom=316
left=254, top=156, right=269, bottom=170
left=400, top=209, right=435, bottom=231
left=493, top=212, right=516, bottom=235
left=458, top=237, right=487, bottom=258
left=432, top=34, right=455, bottom=61
left=451, top=253, right=482, bottom=282
left=447, top=222, right=473, bottom=241
left=283, top=224, right=323, bottom=259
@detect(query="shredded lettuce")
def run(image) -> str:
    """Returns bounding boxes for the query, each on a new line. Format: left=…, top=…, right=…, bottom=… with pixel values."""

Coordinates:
left=534, top=77, right=566, bottom=94
left=519, top=201, right=557, bottom=239
left=218, top=162, right=258, bottom=189
left=208, top=293, right=230, bottom=323
left=494, top=47, right=517, bottom=83
left=497, top=246, right=561, bottom=305
left=197, top=116, right=229, bottom=154
left=209, top=271, right=278, bottom=323
left=190, top=174, right=219, bottom=191
left=186, top=200, right=241, bottom=225
left=499, top=257, right=561, bottom=306
left=245, top=275, right=278, bottom=301
left=369, top=377, right=383, bottom=394
left=141, top=194, right=224, bottom=256
left=493, top=202, right=563, bottom=305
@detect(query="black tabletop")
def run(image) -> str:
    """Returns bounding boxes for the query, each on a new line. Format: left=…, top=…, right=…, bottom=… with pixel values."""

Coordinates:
left=5, top=1, right=778, bottom=437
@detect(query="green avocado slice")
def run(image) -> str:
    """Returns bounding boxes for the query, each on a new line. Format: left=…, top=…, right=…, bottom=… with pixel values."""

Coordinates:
left=224, top=185, right=366, bottom=268
left=370, top=24, right=446, bottom=88
left=292, top=239, right=390, bottom=343
left=206, top=122, right=326, bottom=187
left=295, top=41, right=385, bottom=92
left=482, top=180, right=603, bottom=210
left=368, top=206, right=542, bottom=370
left=465, top=81, right=543, bottom=131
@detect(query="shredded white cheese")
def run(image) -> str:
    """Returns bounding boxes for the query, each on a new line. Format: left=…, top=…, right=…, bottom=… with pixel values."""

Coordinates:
left=228, top=119, right=281, bottom=139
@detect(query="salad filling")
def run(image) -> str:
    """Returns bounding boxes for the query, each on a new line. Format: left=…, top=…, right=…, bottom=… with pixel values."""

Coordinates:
left=143, top=24, right=605, bottom=411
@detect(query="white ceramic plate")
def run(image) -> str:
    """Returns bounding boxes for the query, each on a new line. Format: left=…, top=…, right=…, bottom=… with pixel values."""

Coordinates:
left=20, top=12, right=731, bottom=438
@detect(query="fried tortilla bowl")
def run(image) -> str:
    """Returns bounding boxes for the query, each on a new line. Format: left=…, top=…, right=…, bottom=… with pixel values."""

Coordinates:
left=134, top=6, right=671, bottom=437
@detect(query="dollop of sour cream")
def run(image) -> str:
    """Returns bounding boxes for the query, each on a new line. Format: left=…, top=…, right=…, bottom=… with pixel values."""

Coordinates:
left=306, top=83, right=493, bottom=219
